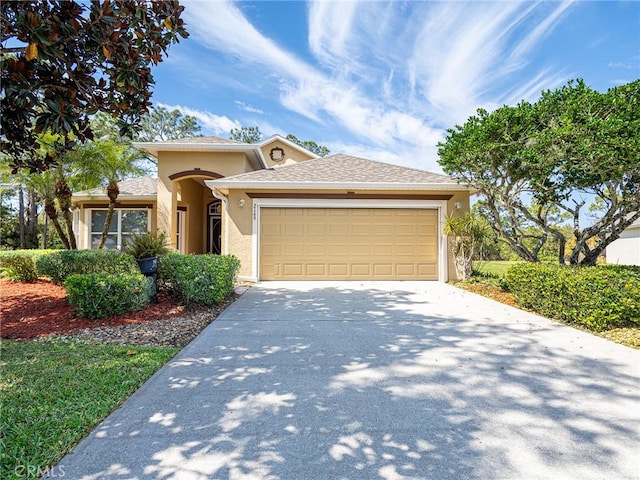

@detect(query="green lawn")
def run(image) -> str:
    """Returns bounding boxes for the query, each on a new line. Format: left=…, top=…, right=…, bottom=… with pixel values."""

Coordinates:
left=473, top=260, right=521, bottom=277
left=0, top=338, right=178, bottom=480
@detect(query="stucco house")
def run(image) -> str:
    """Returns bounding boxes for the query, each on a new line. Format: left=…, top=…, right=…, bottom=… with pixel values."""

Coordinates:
left=606, top=217, right=640, bottom=266
left=72, top=135, right=473, bottom=282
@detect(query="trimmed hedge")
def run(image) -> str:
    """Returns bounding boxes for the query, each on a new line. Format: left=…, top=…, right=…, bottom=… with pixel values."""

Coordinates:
left=503, top=263, right=640, bottom=331
left=64, top=273, right=152, bottom=319
left=36, top=249, right=138, bottom=284
left=0, top=250, right=55, bottom=282
left=158, top=253, right=240, bottom=307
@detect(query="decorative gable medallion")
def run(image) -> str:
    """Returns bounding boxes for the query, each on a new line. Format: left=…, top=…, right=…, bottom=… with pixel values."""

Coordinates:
left=269, top=147, right=285, bottom=162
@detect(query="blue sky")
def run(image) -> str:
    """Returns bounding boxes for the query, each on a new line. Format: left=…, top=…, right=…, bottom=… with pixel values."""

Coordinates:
left=151, top=0, right=640, bottom=173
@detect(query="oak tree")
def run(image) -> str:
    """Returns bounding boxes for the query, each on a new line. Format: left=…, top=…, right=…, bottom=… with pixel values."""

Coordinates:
left=438, top=79, right=640, bottom=265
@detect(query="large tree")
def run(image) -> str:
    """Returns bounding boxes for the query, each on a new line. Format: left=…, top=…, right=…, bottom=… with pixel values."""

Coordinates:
left=1, top=0, right=188, bottom=173
left=137, top=106, right=201, bottom=142
left=438, top=79, right=640, bottom=265
left=285, top=134, right=330, bottom=157
left=230, top=126, right=263, bottom=144
left=229, top=126, right=331, bottom=156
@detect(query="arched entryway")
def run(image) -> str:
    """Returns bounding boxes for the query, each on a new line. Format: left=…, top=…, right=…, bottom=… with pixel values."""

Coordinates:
left=168, top=170, right=223, bottom=254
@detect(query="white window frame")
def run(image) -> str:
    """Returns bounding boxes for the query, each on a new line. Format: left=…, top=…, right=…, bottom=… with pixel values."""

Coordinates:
left=87, top=208, right=151, bottom=250
left=176, top=209, right=186, bottom=253
left=250, top=198, right=448, bottom=282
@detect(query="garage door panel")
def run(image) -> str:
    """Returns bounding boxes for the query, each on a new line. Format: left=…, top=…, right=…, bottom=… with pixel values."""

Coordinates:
left=351, top=224, right=372, bottom=236
left=306, top=243, right=327, bottom=256
left=330, top=224, right=349, bottom=235
left=351, top=244, right=372, bottom=256
left=329, top=264, right=349, bottom=276
left=418, top=264, right=438, bottom=276
left=261, top=223, right=281, bottom=235
left=374, top=264, right=393, bottom=276
left=332, top=243, right=349, bottom=256
left=307, top=224, right=326, bottom=236
left=260, top=207, right=438, bottom=280
left=351, top=264, right=371, bottom=276
left=418, top=224, right=438, bottom=236
left=283, top=264, right=304, bottom=276
left=283, top=244, right=304, bottom=256
left=305, top=264, right=326, bottom=276
left=395, top=264, right=417, bottom=276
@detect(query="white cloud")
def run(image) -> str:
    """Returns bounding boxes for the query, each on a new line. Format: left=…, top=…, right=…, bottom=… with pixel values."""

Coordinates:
left=307, top=0, right=359, bottom=68
left=158, top=103, right=240, bottom=135
left=234, top=101, right=263, bottom=114
left=179, top=0, right=578, bottom=169
left=509, top=1, right=575, bottom=60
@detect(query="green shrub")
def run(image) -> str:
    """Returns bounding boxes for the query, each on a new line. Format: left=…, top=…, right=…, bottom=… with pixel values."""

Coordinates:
left=503, top=263, right=640, bottom=331
left=123, top=231, right=171, bottom=259
left=158, top=253, right=240, bottom=307
left=64, top=273, right=152, bottom=319
left=36, top=249, right=138, bottom=284
left=0, top=250, right=55, bottom=282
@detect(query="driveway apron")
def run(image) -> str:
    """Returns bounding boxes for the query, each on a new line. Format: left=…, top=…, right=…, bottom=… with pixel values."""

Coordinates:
left=51, top=281, right=640, bottom=480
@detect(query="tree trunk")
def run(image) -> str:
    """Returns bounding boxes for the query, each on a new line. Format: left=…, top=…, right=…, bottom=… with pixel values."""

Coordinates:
left=97, top=182, right=120, bottom=249
left=27, top=188, right=39, bottom=248
left=97, top=202, right=116, bottom=249
left=18, top=186, right=25, bottom=248
left=55, top=179, right=76, bottom=249
left=42, top=215, right=48, bottom=249
left=557, top=236, right=566, bottom=265
left=44, top=200, right=70, bottom=250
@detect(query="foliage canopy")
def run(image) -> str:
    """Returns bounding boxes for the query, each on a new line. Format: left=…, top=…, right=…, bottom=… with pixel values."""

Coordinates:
left=438, top=79, right=640, bottom=265
left=1, top=0, right=188, bottom=172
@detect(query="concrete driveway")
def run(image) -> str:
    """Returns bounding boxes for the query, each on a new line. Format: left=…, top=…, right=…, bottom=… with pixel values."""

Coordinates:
left=52, top=281, right=640, bottom=479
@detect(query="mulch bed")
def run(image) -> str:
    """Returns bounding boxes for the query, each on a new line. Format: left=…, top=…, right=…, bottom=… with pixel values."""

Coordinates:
left=0, top=279, right=187, bottom=340
left=456, top=282, right=519, bottom=308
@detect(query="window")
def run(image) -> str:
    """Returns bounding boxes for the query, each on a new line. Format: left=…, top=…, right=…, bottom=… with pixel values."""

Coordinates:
left=176, top=208, right=186, bottom=253
left=90, top=209, right=149, bottom=249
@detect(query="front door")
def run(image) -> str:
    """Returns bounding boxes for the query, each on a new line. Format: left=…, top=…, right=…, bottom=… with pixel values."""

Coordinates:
left=207, top=200, right=222, bottom=254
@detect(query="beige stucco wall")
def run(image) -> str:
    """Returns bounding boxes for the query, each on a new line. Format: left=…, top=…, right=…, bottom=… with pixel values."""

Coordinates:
left=260, top=139, right=316, bottom=169
left=156, top=151, right=253, bottom=251
left=445, top=191, right=471, bottom=281
left=225, top=190, right=254, bottom=278
left=219, top=188, right=470, bottom=281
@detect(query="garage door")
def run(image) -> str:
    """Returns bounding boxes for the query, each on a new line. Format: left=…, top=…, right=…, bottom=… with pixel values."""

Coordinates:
left=260, top=207, right=438, bottom=280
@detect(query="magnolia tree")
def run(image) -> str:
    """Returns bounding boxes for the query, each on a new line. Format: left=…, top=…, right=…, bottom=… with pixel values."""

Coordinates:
left=1, top=0, right=188, bottom=172
left=438, top=79, right=640, bottom=265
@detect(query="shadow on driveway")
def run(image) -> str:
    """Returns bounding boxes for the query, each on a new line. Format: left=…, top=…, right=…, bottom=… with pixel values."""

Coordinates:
left=52, top=281, right=640, bottom=479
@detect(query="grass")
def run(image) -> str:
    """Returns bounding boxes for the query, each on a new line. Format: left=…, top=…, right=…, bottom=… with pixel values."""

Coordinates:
left=473, top=260, right=521, bottom=277
left=458, top=261, right=640, bottom=350
left=0, top=338, right=178, bottom=480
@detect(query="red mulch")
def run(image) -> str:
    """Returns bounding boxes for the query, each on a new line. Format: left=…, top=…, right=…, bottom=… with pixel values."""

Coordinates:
left=0, top=279, right=186, bottom=340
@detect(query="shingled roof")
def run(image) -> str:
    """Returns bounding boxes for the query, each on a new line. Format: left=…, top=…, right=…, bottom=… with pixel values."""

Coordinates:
left=73, top=176, right=157, bottom=198
left=208, top=154, right=462, bottom=189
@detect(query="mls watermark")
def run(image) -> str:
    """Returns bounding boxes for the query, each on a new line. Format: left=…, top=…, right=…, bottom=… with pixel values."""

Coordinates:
left=14, top=465, right=65, bottom=478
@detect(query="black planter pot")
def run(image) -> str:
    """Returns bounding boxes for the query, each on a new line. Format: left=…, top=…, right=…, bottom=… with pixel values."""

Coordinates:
left=136, top=256, right=158, bottom=275
left=136, top=256, right=158, bottom=304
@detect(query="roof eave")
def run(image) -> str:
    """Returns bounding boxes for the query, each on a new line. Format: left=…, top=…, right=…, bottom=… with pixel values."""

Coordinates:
left=205, top=180, right=473, bottom=191
left=133, top=141, right=261, bottom=158
left=72, top=195, right=157, bottom=202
